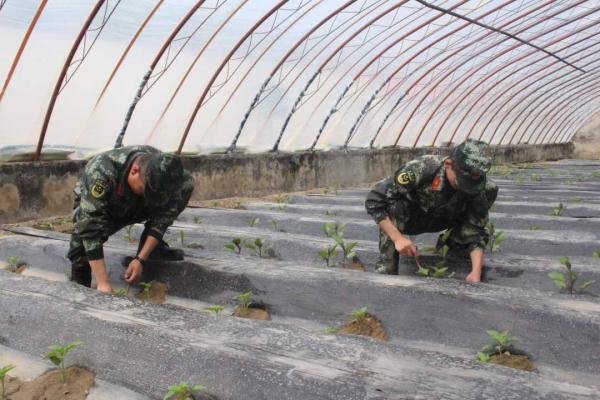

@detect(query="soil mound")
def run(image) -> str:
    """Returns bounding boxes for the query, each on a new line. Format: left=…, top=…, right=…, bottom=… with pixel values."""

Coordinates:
left=6, top=366, right=95, bottom=400
left=339, top=315, right=388, bottom=342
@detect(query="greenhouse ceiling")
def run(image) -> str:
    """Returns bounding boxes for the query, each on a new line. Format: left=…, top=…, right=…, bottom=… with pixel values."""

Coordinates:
left=0, top=0, right=598, bottom=159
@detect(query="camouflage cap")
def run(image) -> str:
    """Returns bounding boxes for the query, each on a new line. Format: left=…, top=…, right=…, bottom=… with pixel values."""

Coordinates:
left=450, top=139, right=491, bottom=194
left=145, top=153, right=184, bottom=205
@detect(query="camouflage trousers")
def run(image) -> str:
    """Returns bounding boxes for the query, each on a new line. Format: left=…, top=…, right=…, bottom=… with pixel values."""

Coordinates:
left=376, top=182, right=498, bottom=274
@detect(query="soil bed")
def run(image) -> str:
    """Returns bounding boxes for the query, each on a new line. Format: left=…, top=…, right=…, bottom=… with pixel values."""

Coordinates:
left=338, top=314, right=388, bottom=342
left=232, top=305, right=271, bottom=321
left=490, top=354, right=537, bottom=372
left=6, top=366, right=95, bottom=400
left=135, top=281, right=167, bottom=304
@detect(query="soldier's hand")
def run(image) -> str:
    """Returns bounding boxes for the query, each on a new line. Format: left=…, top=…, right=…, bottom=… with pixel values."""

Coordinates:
left=124, top=258, right=144, bottom=284
left=394, top=236, right=419, bottom=257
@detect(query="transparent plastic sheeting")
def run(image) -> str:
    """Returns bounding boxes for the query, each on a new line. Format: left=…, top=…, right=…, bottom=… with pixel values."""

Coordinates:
left=0, top=0, right=598, bottom=159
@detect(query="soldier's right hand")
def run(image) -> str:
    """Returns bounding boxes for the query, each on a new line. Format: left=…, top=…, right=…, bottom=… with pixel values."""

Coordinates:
left=96, top=281, right=113, bottom=293
left=394, top=236, right=419, bottom=257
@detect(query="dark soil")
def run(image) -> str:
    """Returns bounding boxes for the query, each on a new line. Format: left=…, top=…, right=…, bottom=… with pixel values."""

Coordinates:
left=6, top=366, right=95, bottom=400
left=490, top=354, right=537, bottom=372
left=338, top=314, right=388, bottom=342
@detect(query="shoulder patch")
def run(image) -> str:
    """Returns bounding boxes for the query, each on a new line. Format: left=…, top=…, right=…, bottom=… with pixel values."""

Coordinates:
left=91, top=179, right=108, bottom=199
left=397, top=170, right=416, bottom=185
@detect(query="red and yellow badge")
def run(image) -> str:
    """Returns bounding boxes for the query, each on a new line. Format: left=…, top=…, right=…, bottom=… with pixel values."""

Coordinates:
left=432, top=175, right=441, bottom=191
left=91, top=179, right=108, bottom=199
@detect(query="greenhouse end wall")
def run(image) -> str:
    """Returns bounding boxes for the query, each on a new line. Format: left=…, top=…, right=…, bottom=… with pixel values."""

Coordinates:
left=0, top=143, right=573, bottom=224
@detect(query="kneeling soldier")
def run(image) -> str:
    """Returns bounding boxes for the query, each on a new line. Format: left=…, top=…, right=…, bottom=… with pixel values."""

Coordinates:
left=365, top=139, right=498, bottom=282
left=68, top=145, right=194, bottom=293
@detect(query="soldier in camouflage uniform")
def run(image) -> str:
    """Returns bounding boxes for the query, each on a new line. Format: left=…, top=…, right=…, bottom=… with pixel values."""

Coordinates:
left=68, top=145, right=194, bottom=293
left=365, top=139, right=498, bottom=282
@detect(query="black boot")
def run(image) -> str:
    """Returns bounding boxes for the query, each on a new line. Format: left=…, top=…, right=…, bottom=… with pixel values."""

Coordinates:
left=70, top=262, right=92, bottom=287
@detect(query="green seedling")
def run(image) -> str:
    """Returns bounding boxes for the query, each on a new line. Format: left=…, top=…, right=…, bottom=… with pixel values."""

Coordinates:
left=245, top=238, right=272, bottom=258
left=193, top=216, right=203, bottom=224
left=114, top=288, right=128, bottom=296
left=486, top=222, right=505, bottom=253
left=547, top=169, right=558, bottom=177
left=233, top=291, right=254, bottom=309
left=123, top=225, right=135, bottom=242
left=552, top=203, right=566, bottom=216
left=179, top=230, right=185, bottom=247
left=163, top=381, right=205, bottom=400
left=548, top=256, right=594, bottom=294
left=318, top=244, right=339, bottom=267
left=205, top=305, right=226, bottom=316
left=432, top=266, right=455, bottom=278
left=270, top=219, right=281, bottom=231
left=350, top=307, right=370, bottom=333
left=44, top=341, right=82, bottom=383
left=514, top=174, right=525, bottom=184
left=332, top=233, right=358, bottom=262
left=247, top=217, right=260, bottom=227
left=323, top=222, right=344, bottom=238
left=530, top=173, right=542, bottom=182
left=269, top=205, right=287, bottom=212
left=567, top=167, right=576, bottom=174
left=574, top=175, right=586, bottom=182
left=233, top=201, right=246, bottom=210
left=7, top=256, right=19, bottom=268
left=591, top=171, right=600, bottom=178
left=322, top=327, right=338, bottom=334
left=186, top=241, right=204, bottom=249
left=569, top=196, right=582, bottom=203
left=212, top=200, right=220, bottom=207
left=528, top=225, right=540, bottom=231
left=594, top=249, right=600, bottom=259
left=224, top=237, right=247, bottom=254
left=140, top=282, right=152, bottom=298
left=0, top=364, right=15, bottom=400
left=325, top=209, right=338, bottom=217
left=478, top=330, right=517, bottom=362
left=417, top=264, right=430, bottom=277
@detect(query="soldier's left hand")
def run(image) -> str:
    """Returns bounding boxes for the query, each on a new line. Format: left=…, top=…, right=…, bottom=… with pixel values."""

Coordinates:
left=124, top=258, right=144, bottom=284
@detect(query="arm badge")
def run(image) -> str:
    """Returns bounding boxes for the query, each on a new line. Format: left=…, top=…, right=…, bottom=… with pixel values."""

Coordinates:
left=396, top=170, right=416, bottom=185
left=91, top=179, right=108, bottom=199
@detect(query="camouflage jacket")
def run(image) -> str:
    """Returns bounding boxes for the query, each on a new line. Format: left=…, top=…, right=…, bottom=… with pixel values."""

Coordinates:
left=365, top=155, right=491, bottom=250
left=72, top=145, right=193, bottom=260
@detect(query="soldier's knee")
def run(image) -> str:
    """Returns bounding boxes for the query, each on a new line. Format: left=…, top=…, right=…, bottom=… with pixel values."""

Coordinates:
left=485, top=181, right=498, bottom=205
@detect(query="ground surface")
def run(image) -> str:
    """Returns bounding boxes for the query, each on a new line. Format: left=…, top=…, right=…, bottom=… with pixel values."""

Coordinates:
left=0, top=159, right=599, bottom=399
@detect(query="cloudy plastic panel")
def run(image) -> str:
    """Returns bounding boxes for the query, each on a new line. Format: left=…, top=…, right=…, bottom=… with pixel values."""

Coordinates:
left=0, top=0, right=598, bottom=159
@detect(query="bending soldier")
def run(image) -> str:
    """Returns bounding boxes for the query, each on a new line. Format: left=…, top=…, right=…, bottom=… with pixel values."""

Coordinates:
left=68, top=145, right=194, bottom=293
left=365, top=139, right=498, bottom=282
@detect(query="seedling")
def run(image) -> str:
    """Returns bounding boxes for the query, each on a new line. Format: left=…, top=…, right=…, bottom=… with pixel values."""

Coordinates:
left=273, top=194, right=291, bottom=204
left=574, top=175, right=586, bottom=182
left=323, top=222, right=344, bottom=238
left=594, top=249, right=600, bottom=258
left=591, top=171, right=600, bottom=178
left=245, top=238, right=272, bottom=258
left=140, top=282, right=152, bottom=298
left=528, top=225, right=540, bottom=231
left=486, top=222, right=505, bottom=253
left=332, top=233, right=358, bottom=262
left=530, top=173, right=542, bottom=181
left=0, top=364, right=15, bottom=399
left=205, top=305, right=226, bottom=316
left=186, top=241, right=204, bottom=249
left=548, top=256, right=594, bottom=294
left=114, top=288, right=128, bottom=296
left=514, top=174, right=525, bottom=184
left=7, top=256, right=19, bottom=268
left=193, top=216, right=203, bottom=224
left=552, top=203, right=566, bottom=216
left=179, top=230, right=185, bottom=247
left=325, top=209, right=338, bottom=217
left=123, top=225, right=135, bottom=243
left=163, top=381, right=205, bottom=400
left=270, top=219, right=281, bottom=231
left=322, top=327, right=338, bottom=334
left=224, top=237, right=247, bottom=254
left=233, top=291, right=254, bottom=309
left=477, top=329, right=517, bottom=362
left=233, top=201, right=246, bottom=210
left=569, top=196, right=582, bottom=203
left=247, top=217, right=260, bottom=227
left=212, top=200, right=219, bottom=207
left=44, top=341, right=82, bottom=383
left=269, top=205, right=287, bottom=212
left=350, top=307, right=370, bottom=333
left=432, top=266, right=455, bottom=278
left=318, top=244, right=339, bottom=267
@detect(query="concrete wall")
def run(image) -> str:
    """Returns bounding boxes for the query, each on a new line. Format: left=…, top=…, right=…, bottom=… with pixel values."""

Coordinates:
left=0, top=143, right=573, bottom=224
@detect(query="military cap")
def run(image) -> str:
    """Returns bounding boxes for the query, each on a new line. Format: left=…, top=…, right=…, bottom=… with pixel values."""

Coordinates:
left=450, top=139, right=491, bottom=194
left=145, top=153, right=184, bottom=205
